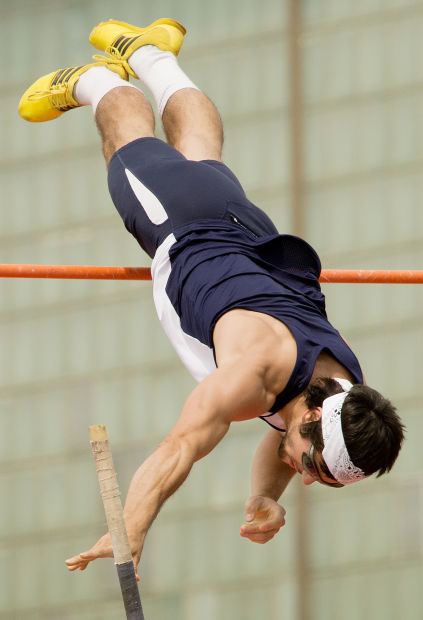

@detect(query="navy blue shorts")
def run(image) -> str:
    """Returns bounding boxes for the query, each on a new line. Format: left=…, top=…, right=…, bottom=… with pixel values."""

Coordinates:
left=107, top=137, right=278, bottom=257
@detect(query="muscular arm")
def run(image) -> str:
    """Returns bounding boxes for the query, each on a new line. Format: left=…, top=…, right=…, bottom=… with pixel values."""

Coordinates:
left=66, top=357, right=279, bottom=574
left=240, top=428, right=295, bottom=544
left=251, top=428, right=295, bottom=499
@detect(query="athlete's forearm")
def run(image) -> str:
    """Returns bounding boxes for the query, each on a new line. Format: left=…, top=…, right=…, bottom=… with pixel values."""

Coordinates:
left=122, top=434, right=197, bottom=540
left=65, top=433, right=199, bottom=574
left=66, top=383, right=234, bottom=574
left=251, top=429, right=295, bottom=500
left=123, top=359, right=277, bottom=542
left=123, top=378, right=234, bottom=540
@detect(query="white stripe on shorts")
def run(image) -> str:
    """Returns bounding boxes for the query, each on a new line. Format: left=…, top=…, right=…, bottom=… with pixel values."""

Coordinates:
left=151, top=233, right=216, bottom=383
left=125, top=168, right=168, bottom=225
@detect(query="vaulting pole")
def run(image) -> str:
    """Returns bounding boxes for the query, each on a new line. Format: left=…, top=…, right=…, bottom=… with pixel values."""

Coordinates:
left=89, top=425, right=144, bottom=620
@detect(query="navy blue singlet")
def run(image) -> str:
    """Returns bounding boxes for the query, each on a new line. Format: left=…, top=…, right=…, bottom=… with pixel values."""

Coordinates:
left=108, top=137, right=363, bottom=430
left=162, top=221, right=363, bottom=427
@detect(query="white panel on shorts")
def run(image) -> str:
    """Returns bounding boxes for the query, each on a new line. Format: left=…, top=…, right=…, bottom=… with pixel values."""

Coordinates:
left=125, top=168, right=168, bottom=225
left=151, top=233, right=217, bottom=383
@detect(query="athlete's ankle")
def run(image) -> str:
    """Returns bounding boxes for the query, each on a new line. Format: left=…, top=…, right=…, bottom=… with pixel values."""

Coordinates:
left=128, top=45, right=200, bottom=117
left=74, top=66, right=138, bottom=114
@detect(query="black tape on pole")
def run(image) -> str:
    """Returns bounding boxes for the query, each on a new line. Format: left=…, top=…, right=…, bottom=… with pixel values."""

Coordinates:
left=116, top=561, right=145, bottom=620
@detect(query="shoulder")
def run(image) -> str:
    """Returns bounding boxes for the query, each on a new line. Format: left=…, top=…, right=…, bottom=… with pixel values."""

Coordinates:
left=213, top=309, right=297, bottom=396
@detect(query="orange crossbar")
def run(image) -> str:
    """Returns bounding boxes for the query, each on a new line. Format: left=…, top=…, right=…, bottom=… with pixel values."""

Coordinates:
left=0, top=264, right=423, bottom=283
left=320, top=269, right=423, bottom=284
left=0, top=264, right=151, bottom=280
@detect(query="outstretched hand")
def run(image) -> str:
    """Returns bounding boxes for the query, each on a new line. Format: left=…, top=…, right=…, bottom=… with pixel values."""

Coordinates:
left=65, top=531, right=143, bottom=582
left=240, top=495, right=286, bottom=544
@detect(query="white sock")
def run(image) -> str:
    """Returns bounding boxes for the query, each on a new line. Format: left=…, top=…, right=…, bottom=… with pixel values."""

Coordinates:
left=128, top=46, right=200, bottom=116
left=74, top=66, right=139, bottom=114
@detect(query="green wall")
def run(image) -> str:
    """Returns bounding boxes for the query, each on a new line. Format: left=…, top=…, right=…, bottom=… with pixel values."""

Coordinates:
left=0, top=1, right=422, bottom=618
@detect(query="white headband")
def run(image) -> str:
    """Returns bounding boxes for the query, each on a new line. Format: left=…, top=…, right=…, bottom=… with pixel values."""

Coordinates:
left=321, top=378, right=367, bottom=485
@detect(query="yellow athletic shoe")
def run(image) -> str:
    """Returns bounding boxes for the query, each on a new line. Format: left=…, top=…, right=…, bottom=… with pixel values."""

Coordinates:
left=18, top=60, right=128, bottom=122
left=89, top=18, right=186, bottom=79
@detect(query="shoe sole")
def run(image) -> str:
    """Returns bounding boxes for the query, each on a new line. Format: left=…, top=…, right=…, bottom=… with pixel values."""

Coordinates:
left=90, top=17, right=186, bottom=51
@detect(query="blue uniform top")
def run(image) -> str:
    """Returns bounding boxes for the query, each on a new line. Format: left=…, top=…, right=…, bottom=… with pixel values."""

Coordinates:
left=108, top=137, right=363, bottom=429
left=162, top=221, right=363, bottom=426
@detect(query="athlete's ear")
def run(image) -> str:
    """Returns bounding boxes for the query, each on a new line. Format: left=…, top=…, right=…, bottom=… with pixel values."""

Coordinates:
left=302, top=407, right=322, bottom=423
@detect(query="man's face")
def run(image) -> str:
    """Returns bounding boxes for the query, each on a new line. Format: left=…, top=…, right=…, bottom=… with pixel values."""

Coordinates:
left=278, top=424, right=341, bottom=487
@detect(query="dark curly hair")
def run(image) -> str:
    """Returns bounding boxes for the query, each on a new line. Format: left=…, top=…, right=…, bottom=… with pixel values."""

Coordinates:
left=299, top=377, right=405, bottom=479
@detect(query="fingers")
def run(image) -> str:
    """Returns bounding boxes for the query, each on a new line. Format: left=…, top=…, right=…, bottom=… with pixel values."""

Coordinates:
left=133, top=550, right=142, bottom=582
left=66, top=532, right=143, bottom=580
left=244, top=495, right=264, bottom=522
left=260, top=507, right=286, bottom=530
left=65, top=533, right=114, bottom=572
left=244, top=497, right=286, bottom=528
left=65, top=553, right=91, bottom=572
left=240, top=519, right=283, bottom=538
left=240, top=496, right=286, bottom=544
left=239, top=527, right=280, bottom=544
